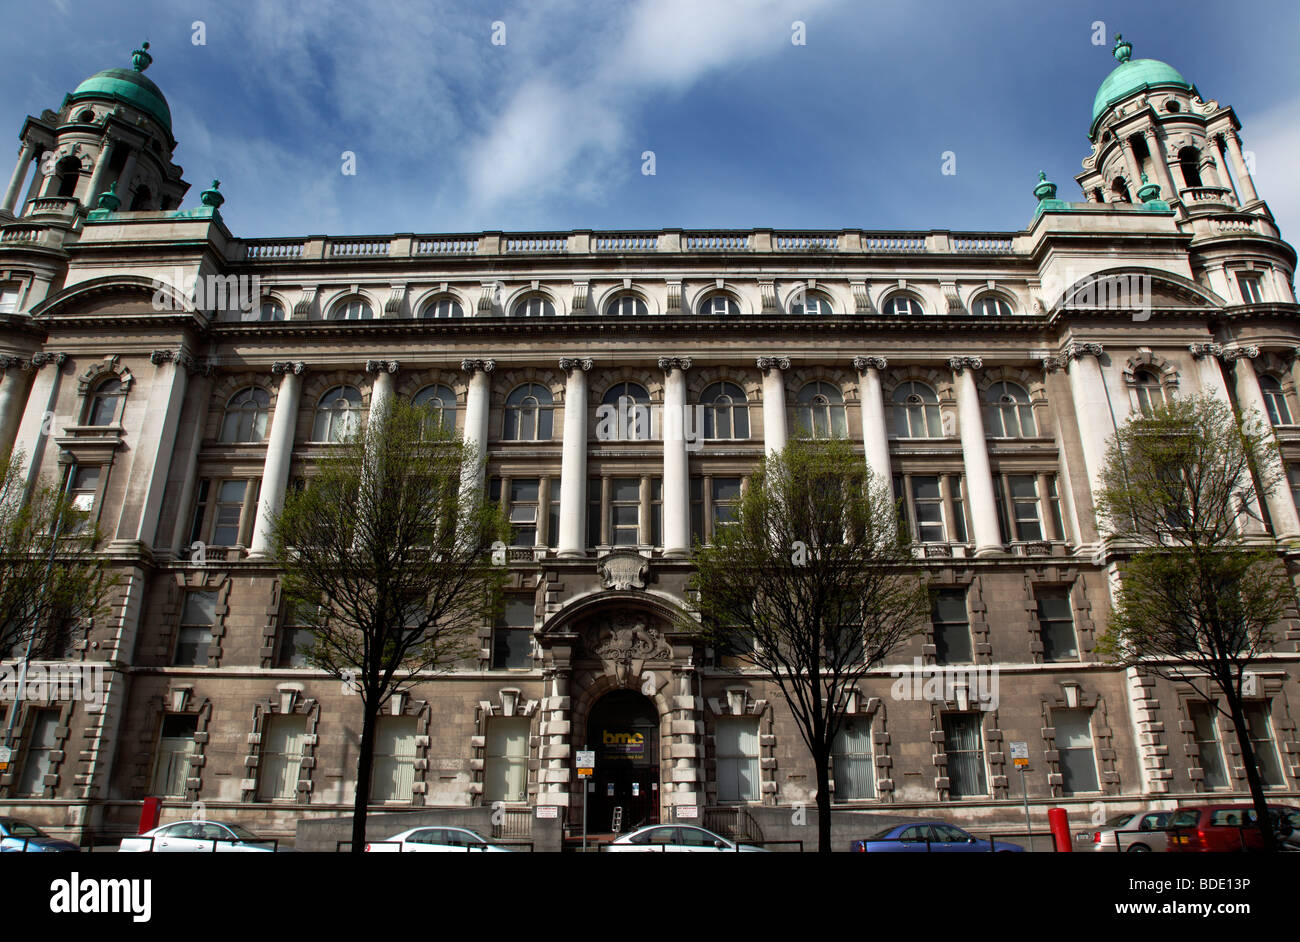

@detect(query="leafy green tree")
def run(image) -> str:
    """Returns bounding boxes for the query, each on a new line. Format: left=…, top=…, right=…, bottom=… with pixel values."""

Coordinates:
left=686, top=438, right=929, bottom=852
left=1095, top=395, right=1296, bottom=851
left=271, top=399, right=509, bottom=853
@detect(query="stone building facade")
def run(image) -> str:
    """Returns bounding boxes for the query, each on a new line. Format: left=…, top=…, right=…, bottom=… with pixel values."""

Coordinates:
left=0, top=38, right=1297, bottom=845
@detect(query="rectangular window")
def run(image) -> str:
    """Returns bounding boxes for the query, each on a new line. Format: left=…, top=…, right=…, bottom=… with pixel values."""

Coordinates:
left=173, top=591, right=217, bottom=666
left=1054, top=709, right=1099, bottom=794
left=257, top=714, right=307, bottom=801
left=1189, top=701, right=1228, bottom=790
left=715, top=717, right=759, bottom=802
left=711, top=478, right=742, bottom=534
left=1008, top=475, right=1043, bottom=541
left=650, top=478, right=662, bottom=547
left=151, top=714, right=198, bottom=798
left=18, top=709, right=60, bottom=797
left=492, top=597, right=533, bottom=670
left=910, top=475, right=945, bottom=543
left=690, top=477, right=704, bottom=545
left=67, top=466, right=100, bottom=533
left=1236, top=272, right=1265, bottom=304
left=1244, top=702, right=1285, bottom=787
left=211, top=480, right=247, bottom=546
left=371, top=716, right=417, bottom=802
left=949, top=476, right=968, bottom=543
left=277, top=627, right=314, bottom=668
left=1036, top=588, right=1078, bottom=662
left=1290, top=465, right=1300, bottom=519
left=188, top=478, right=211, bottom=545
left=484, top=716, right=530, bottom=802
left=931, top=588, right=973, bottom=665
left=507, top=479, right=539, bottom=547
left=587, top=477, right=601, bottom=548
left=610, top=477, right=640, bottom=546
left=942, top=713, right=987, bottom=798
left=1047, top=475, right=1065, bottom=541
left=832, top=717, right=875, bottom=800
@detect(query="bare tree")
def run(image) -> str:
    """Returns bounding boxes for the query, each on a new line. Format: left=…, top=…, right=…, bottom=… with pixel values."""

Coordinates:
left=271, top=400, right=508, bottom=853
left=1095, top=394, right=1297, bottom=851
left=686, top=438, right=929, bottom=852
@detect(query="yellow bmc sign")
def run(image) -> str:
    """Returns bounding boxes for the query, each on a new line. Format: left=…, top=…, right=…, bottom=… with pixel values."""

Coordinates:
left=602, top=730, right=646, bottom=756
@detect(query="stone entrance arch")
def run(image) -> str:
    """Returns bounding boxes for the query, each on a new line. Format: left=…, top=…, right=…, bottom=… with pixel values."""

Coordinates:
left=533, top=590, right=705, bottom=826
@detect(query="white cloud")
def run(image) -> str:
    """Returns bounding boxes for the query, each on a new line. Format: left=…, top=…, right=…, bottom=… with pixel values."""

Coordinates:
left=1239, top=95, right=1300, bottom=254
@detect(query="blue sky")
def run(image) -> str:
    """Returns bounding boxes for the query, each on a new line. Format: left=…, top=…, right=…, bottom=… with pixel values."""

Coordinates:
left=3, top=0, right=1298, bottom=240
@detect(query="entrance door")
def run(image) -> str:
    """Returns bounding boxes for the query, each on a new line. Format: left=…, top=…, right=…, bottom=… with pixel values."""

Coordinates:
left=585, top=690, right=659, bottom=833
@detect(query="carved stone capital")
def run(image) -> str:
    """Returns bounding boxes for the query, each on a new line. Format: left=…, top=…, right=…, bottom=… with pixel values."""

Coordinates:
left=658, top=356, right=693, bottom=373
left=558, top=357, right=593, bottom=373
left=27, top=352, right=68, bottom=370
left=948, top=356, right=983, bottom=373
left=755, top=356, right=790, bottom=373
left=271, top=361, right=307, bottom=376
left=1059, top=342, right=1104, bottom=365
left=852, top=356, right=887, bottom=372
left=1188, top=342, right=1224, bottom=360
left=151, top=349, right=211, bottom=376
left=0, top=355, right=28, bottom=371
left=461, top=358, right=496, bottom=374
left=1219, top=345, right=1259, bottom=363
left=365, top=359, right=400, bottom=374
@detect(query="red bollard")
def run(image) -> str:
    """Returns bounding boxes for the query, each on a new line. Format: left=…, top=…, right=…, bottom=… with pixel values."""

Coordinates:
left=138, top=796, right=161, bottom=834
left=1048, top=807, right=1072, bottom=852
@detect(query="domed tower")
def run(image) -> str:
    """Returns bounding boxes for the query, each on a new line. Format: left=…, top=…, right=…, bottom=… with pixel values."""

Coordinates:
left=1077, top=34, right=1295, bottom=305
left=0, top=41, right=188, bottom=219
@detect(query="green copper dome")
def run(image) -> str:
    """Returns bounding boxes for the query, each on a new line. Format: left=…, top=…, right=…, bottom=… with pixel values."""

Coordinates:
left=1091, top=35, right=1190, bottom=134
left=67, top=42, right=172, bottom=133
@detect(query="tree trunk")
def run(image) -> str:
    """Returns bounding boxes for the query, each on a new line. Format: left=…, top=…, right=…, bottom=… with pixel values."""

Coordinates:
left=1224, top=691, right=1277, bottom=852
left=814, top=745, right=832, bottom=853
left=350, top=696, right=379, bottom=854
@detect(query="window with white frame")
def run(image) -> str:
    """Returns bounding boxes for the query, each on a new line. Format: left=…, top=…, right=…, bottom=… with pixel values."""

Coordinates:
left=832, top=717, right=875, bottom=799
left=891, top=382, right=942, bottom=438
left=715, top=716, right=759, bottom=801
left=605, top=293, right=647, bottom=317
left=942, top=713, right=987, bottom=798
left=312, top=386, right=363, bottom=441
left=0, top=286, right=20, bottom=314
left=893, top=472, right=967, bottom=544
left=1236, top=272, right=1265, bottom=304
left=883, top=294, right=924, bottom=316
left=484, top=716, right=530, bottom=802
left=420, top=296, right=463, bottom=318
left=701, top=382, right=749, bottom=439
left=511, top=296, right=555, bottom=317
left=995, top=474, right=1044, bottom=542
left=599, top=382, right=651, bottom=440
left=330, top=297, right=372, bottom=320
left=972, top=294, right=1013, bottom=317
left=257, top=300, right=285, bottom=322
left=1132, top=369, right=1166, bottom=415
left=1189, top=701, right=1228, bottom=790
left=66, top=465, right=100, bottom=533
left=18, top=709, right=60, bottom=796
left=257, top=714, right=307, bottom=801
left=1054, top=709, right=1099, bottom=794
left=220, top=387, right=270, bottom=442
left=492, top=596, right=534, bottom=670
left=792, top=292, right=834, bottom=316
left=174, top=591, right=217, bottom=666
left=1244, top=702, right=1285, bottom=787
left=210, top=480, right=249, bottom=546
left=699, top=294, right=741, bottom=317
left=1035, top=587, right=1077, bottom=662
left=151, top=714, right=198, bottom=797
left=412, top=384, right=457, bottom=437
left=371, top=716, right=418, bottom=802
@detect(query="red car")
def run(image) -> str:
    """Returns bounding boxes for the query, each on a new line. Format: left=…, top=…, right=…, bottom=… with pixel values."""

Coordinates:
left=1165, top=804, right=1299, bottom=852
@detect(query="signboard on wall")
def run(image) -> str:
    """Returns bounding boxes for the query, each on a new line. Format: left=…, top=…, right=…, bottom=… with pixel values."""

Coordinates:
left=601, top=729, right=645, bottom=757
left=675, top=805, right=699, bottom=820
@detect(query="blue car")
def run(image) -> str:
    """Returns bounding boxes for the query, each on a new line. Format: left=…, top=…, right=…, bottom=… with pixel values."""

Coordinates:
left=852, top=821, right=1024, bottom=853
left=0, top=817, right=80, bottom=852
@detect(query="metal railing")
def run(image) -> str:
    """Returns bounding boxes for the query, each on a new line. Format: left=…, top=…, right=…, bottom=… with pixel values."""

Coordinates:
left=337, top=839, right=530, bottom=852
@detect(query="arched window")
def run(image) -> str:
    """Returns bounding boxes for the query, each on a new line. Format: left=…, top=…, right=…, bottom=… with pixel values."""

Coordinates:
left=312, top=386, right=363, bottom=441
left=129, top=185, right=153, bottom=211
left=413, top=384, right=458, bottom=436
left=892, top=382, right=942, bottom=438
left=1260, top=375, right=1293, bottom=426
left=972, top=294, right=1013, bottom=317
left=86, top=378, right=125, bottom=426
left=503, top=383, right=554, bottom=441
left=511, top=296, right=555, bottom=318
left=600, top=382, right=651, bottom=440
left=605, top=294, right=648, bottom=317
left=701, top=381, right=749, bottom=440
left=791, top=293, right=835, bottom=316
left=420, top=297, right=463, bottom=318
left=54, top=157, right=80, bottom=199
left=1132, top=369, right=1166, bottom=416
left=1111, top=176, right=1132, bottom=203
left=1178, top=147, right=1203, bottom=189
left=330, top=298, right=372, bottom=321
left=220, top=387, right=270, bottom=443
left=984, top=382, right=1036, bottom=438
left=258, top=300, right=285, bottom=322
left=699, top=294, right=741, bottom=317
left=795, top=382, right=847, bottom=439
left=882, top=294, right=924, bottom=317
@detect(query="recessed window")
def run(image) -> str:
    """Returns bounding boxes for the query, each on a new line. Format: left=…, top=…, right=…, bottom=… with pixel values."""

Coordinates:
left=831, top=718, right=875, bottom=800
left=0, top=287, right=20, bottom=314
left=174, top=591, right=217, bottom=666
left=503, top=383, right=554, bottom=441
left=942, top=713, right=987, bottom=798
left=77, top=109, right=96, bottom=123
left=257, top=714, right=307, bottom=802
left=421, top=297, right=464, bottom=318
left=220, top=387, right=270, bottom=443
left=151, top=714, right=198, bottom=798
left=66, top=465, right=100, bottom=533
left=699, top=294, right=741, bottom=317
left=1188, top=701, right=1228, bottom=790
left=891, top=382, right=942, bottom=438
left=258, top=300, right=285, bottom=322
left=1244, top=702, right=1285, bottom=787
left=511, top=296, right=555, bottom=317
left=312, top=386, right=364, bottom=442
left=985, top=382, right=1036, bottom=437
left=1259, top=375, right=1292, bottom=426
left=715, top=717, right=759, bottom=801
left=86, top=378, right=125, bottom=426
left=412, top=384, right=457, bottom=436
left=493, top=597, right=535, bottom=669
left=1236, top=273, right=1265, bottom=304
left=701, top=381, right=749, bottom=439
left=1132, top=369, right=1166, bottom=416
left=371, top=717, right=417, bottom=802
left=1036, top=587, right=1077, bottom=661
left=972, top=294, right=1013, bottom=317
left=931, top=589, right=972, bottom=665
left=1054, top=709, right=1099, bottom=795
left=795, top=382, right=847, bottom=439
left=599, top=382, right=651, bottom=441
left=330, top=298, right=372, bottom=320
left=485, top=716, right=531, bottom=801
left=883, top=294, right=924, bottom=316
left=792, top=293, right=834, bottom=316
left=605, top=294, right=647, bottom=317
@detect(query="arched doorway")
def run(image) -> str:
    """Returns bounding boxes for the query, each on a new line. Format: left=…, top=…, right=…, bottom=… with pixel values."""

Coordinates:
left=585, top=690, right=659, bottom=833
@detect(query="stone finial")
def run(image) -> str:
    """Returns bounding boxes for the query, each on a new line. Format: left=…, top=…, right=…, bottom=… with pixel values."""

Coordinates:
left=200, top=180, right=224, bottom=209
left=1113, top=34, right=1132, bottom=64
left=132, top=41, right=153, bottom=72
left=1033, top=171, right=1057, bottom=202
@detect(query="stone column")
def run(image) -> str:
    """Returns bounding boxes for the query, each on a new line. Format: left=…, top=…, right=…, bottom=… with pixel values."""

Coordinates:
left=1118, top=139, right=1144, bottom=196
left=1189, top=343, right=1264, bottom=534
left=365, top=359, right=399, bottom=427
left=1222, top=132, right=1259, bottom=204
left=853, top=356, right=893, bottom=500
left=2, top=141, right=35, bottom=214
left=116, top=150, right=139, bottom=206
left=556, top=357, right=592, bottom=558
left=1056, top=343, right=1119, bottom=537
left=659, top=357, right=693, bottom=557
left=756, top=356, right=789, bottom=457
left=248, top=361, right=306, bottom=557
left=950, top=357, right=1001, bottom=555
left=84, top=138, right=116, bottom=208
left=460, top=358, right=494, bottom=502
left=1141, top=129, right=1178, bottom=202
left=20, top=149, right=43, bottom=207
left=1223, top=346, right=1300, bottom=538
left=0, top=356, right=31, bottom=455
left=11, top=352, right=67, bottom=495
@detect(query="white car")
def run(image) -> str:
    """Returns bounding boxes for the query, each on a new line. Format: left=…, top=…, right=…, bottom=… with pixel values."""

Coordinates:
left=364, top=826, right=511, bottom=852
left=1084, top=811, right=1171, bottom=853
left=119, top=820, right=278, bottom=852
left=605, top=824, right=768, bottom=852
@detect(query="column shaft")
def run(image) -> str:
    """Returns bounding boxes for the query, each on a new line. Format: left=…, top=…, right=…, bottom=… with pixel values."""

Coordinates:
left=2, top=142, right=35, bottom=214
left=758, top=359, right=787, bottom=457
left=952, top=362, right=1001, bottom=554
left=249, top=365, right=304, bottom=556
left=1230, top=355, right=1300, bottom=538
left=556, top=360, right=589, bottom=557
left=855, top=358, right=893, bottom=500
left=661, top=360, right=691, bottom=556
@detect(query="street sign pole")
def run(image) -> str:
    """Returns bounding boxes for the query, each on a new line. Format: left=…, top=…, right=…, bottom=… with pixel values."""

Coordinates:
left=1019, top=766, right=1033, bottom=851
left=575, top=748, right=595, bottom=853
left=1009, top=741, right=1032, bottom=851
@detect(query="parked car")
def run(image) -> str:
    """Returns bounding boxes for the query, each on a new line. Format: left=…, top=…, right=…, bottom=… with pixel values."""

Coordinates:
left=1086, top=811, right=1171, bottom=852
left=364, top=826, right=511, bottom=852
left=119, top=820, right=278, bottom=852
left=852, top=821, right=1024, bottom=853
left=0, top=817, right=79, bottom=853
left=1166, top=804, right=1300, bottom=852
left=605, top=824, right=768, bottom=852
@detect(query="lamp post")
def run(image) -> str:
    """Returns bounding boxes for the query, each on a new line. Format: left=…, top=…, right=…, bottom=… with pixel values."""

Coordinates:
left=2, top=449, right=77, bottom=751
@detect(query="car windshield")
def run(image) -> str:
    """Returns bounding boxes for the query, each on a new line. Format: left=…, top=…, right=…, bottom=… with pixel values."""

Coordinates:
left=1104, top=814, right=1133, bottom=828
left=2, top=819, right=45, bottom=838
left=864, top=825, right=905, bottom=841
left=1168, top=811, right=1198, bottom=828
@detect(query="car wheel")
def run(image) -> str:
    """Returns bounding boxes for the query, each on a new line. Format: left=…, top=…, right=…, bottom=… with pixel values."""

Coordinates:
left=1127, top=843, right=1151, bottom=852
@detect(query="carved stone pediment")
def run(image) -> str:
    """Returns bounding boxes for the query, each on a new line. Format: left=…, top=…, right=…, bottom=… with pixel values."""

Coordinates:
left=597, top=551, right=648, bottom=591
left=584, top=613, right=672, bottom=687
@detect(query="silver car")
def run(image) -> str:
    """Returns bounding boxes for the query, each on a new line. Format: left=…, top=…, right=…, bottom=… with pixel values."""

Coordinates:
left=1086, top=811, right=1171, bottom=852
left=606, top=824, right=768, bottom=852
left=365, top=826, right=511, bottom=852
left=119, top=820, right=278, bottom=852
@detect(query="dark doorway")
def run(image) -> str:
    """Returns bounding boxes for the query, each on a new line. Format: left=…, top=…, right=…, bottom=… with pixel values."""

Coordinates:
left=585, top=690, right=659, bottom=833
